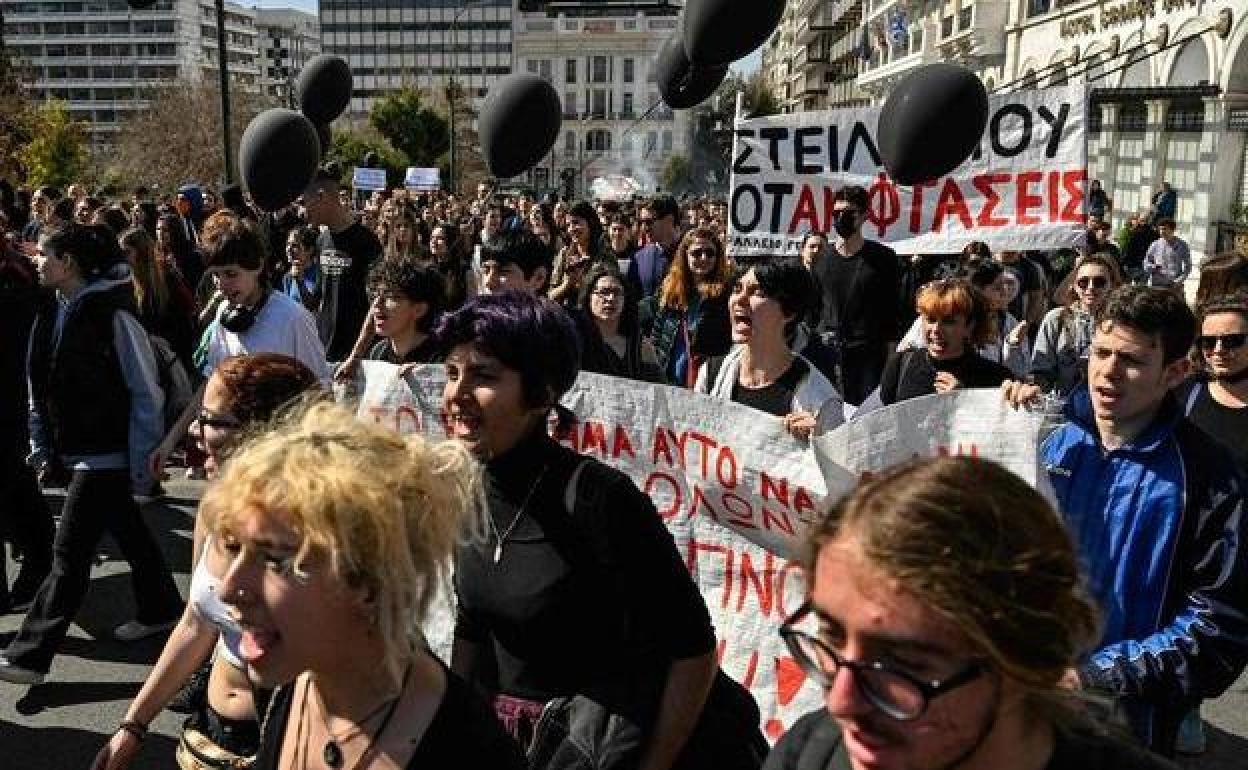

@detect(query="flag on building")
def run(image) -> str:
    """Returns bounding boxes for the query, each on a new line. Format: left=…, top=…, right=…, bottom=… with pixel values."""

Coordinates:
left=888, top=8, right=908, bottom=46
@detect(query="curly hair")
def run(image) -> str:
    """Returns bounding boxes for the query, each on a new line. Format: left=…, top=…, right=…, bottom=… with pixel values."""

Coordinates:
left=200, top=399, right=483, bottom=684
left=213, top=353, right=322, bottom=425
left=367, top=256, right=447, bottom=333
left=803, top=457, right=1101, bottom=726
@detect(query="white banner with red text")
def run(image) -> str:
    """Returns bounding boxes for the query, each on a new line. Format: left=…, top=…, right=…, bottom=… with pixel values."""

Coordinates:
left=347, top=364, right=1049, bottom=741
left=727, top=84, right=1088, bottom=257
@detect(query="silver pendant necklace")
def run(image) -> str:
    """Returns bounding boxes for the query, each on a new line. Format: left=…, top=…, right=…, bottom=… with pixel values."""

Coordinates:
left=488, top=463, right=549, bottom=564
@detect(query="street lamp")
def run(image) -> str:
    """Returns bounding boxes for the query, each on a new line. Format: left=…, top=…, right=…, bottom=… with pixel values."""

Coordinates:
left=449, top=0, right=486, bottom=195
left=214, top=0, right=234, bottom=183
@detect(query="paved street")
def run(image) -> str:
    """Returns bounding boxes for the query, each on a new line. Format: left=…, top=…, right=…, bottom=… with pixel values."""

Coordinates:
left=1, top=482, right=1246, bottom=769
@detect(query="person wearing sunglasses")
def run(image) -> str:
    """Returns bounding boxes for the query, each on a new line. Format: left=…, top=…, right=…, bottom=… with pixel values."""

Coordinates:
left=627, top=196, right=681, bottom=301
left=638, top=228, right=734, bottom=387
left=1184, top=292, right=1248, bottom=475
left=1005, top=285, right=1248, bottom=757
left=766, top=456, right=1176, bottom=770
left=1027, top=254, right=1124, bottom=399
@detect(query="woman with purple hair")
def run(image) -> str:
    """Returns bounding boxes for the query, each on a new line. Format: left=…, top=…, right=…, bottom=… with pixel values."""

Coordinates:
left=439, top=290, right=764, bottom=770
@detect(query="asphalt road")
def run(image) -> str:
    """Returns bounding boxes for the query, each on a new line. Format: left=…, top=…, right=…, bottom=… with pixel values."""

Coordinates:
left=1, top=482, right=1246, bottom=769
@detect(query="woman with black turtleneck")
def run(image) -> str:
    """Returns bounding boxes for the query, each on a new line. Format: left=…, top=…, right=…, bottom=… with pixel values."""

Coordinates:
left=438, top=291, right=758, bottom=770
left=879, top=278, right=1012, bottom=405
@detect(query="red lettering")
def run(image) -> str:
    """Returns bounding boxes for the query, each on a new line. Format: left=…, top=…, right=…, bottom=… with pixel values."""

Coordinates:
left=793, top=487, right=816, bottom=518
left=715, top=446, right=738, bottom=489
left=971, top=173, right=1010, bottom=227
left=760, top=472, right=789, bottom=508
left=688, top=538, right=734, bottom=608
left=689, top=484, right=723, bottom=524
left=643, top=471, right=683, bottom=519
left=740, top=649, right=760, bottom=689
left=761, top=506, right=796, bottom=536
left=931, top=179, right=973, bottom=232
left=787, top=184, right=820, bottom=234
left=908, top=181, right=935, bottom=233
left=1047, top=170, right=1060, bottom=222
left=1015, top=171, right=1044, bottom=225
left=722, top=492, right=757, bottom=530
left=737, top=550, right=775, bottom=615
left=650, top=428, right=675, bottom=467
left=394, top=405, right=422, bottom=434
left=775, top=559, right=807, bottom=619
left=581, top=421, right=608, bottom=456
left=670, top=429, right=689, bottom=470
left=1061, top=169, right=1086, bottom=222
left=686, top=431, right=717, bottom=480
left=822, top=186, right=837, bottom=231
left=612, top=425, right=635, bottom=459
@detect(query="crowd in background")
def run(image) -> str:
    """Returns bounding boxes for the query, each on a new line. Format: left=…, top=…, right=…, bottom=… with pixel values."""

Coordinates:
left=2, top=169, right=1248, bottom=770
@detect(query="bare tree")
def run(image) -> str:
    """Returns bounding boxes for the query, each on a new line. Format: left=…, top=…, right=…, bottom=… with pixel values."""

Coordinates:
left=103, top=81, right=275, bottom=193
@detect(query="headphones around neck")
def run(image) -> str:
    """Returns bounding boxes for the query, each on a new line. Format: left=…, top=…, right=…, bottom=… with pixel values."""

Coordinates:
left=220, top=289, right=270, bottom=334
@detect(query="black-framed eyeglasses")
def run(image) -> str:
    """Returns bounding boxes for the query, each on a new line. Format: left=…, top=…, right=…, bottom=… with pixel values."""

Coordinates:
left=592, top=287, right=624, bottom=298
left=778, top=602, right=987, bottom=721
left=687, top=248, right=716, bottom=258
left=1199, top=333, right=1247, bottom=352
left=196, top=410, right=242, bottom=431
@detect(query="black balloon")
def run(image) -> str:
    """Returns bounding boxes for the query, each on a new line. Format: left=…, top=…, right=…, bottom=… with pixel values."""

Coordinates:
left=878, top=63, right=989, bottom=186
left=655, top=31, right=727, bottom=110
left=239, top=109, right=321, bottom=212
left=478, top=74, right=562, bottom=179
left=683, top=0, right=784, bottom=67
left=315, top=123, right=332, bottom=155
left=296, top=55, right=353, bottom=125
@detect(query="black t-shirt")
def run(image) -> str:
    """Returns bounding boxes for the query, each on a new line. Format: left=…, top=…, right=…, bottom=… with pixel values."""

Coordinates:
left=454, top=430, right=716, bottom=701
left=254, top=667, right=526, bottom=770
left=725, top=356, right=809, bottom=418
left=814, top=239, right=900, bottom=349
left=366, top=335, right=444, bottom=365
left=1187, top=385, right=1248, bottom=476
left=763, top=710, right=1178, bottom=770
left=879, top=349, right=1013, bottom=405
left=317, top=221, right=382, bottom=361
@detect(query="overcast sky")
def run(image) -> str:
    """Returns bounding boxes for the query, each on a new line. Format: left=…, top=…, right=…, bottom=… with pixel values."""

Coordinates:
left=247, top=1, right=762, bottom=73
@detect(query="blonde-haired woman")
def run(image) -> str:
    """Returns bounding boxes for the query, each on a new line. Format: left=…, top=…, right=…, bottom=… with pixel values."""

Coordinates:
left=205, top=402, right=525, bottom=770
left=639, top=227, right=734, bottom=387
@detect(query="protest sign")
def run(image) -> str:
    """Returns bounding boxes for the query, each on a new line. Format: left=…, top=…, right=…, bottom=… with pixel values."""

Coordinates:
left=352, top=166, right=387, bottom=191
left=728, top=84, right=1087, bottom=257
left=404, top=166, right=441, bottom=190
left=813, top=389, right=1055, bottom=501
left=348, top=367, right=1052, bottom=740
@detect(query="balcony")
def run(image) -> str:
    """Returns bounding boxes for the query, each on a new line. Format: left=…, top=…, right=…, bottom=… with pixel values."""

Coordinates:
left=813, top=0, right=863, bottom=34
left=937, top=0, right=1007, bottom=59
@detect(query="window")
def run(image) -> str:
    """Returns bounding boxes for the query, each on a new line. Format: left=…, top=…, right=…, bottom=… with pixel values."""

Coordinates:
left=564, top=91, right=577, bottom=115
left=623, top=58, right=634, bottom=83
left=958, top=7, right=972, bottom=30
left=662, top=130, right=672, bottom=151
left=586, top=129, right=612, bottom=152
left=1088, top=102, right=1103, bottom=134
left=566, top=58, right=577, bottom=84
left=539, top=60, right=552, bottom=82
left=590, top=56, right=608, bottom=84
left=1117, top=102, right=1146, bottom=134
left=591, top=89, right=607, bottom=118
left=1165, top=102, right=1204, bottom=133
left=526, top=59, right=537, bottom=74
left=565, top=130, right=575, bottom=154
left=622, top=92, right=634, bottom=116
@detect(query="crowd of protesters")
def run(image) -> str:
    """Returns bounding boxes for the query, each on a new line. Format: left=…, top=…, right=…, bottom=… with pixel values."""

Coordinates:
left=0, top=169, right=1246, bottom=770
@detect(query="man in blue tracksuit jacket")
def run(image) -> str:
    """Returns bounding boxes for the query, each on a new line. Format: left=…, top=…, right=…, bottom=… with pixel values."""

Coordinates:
left=1038, top=286, right=1248, bottom=756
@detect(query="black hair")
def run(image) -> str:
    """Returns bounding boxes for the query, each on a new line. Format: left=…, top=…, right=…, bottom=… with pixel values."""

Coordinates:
left=578, top=262, right=638, bottom=335
left=96, top=206, right=131, bottom=236
left=479, top=229, right=553, bottom=281
left=834, top=185, right=868, bottom=211
left=643, top=195, right=679, bottom=222
left=567, top=200, right=603, bottom=252
left=961, top=256, right=1005, bottom=289
left=743, top=256, right=818, bottom=334
left=1100, top=285, right=1196, bottom=364
left=1156, top=217, right=1176, bottom=230
left=52, top=198, right=75, bottom=223
left=41, top=222, right=125, bottom=281
left=368, top=256, right=447, bottom=333
left=287, top=224, right=320, bottom=254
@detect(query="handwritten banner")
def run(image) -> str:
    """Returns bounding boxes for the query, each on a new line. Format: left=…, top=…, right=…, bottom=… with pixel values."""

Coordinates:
left=728, top=84, right=1088, bottom=257
left=347, top=365, right=1049, bottom=740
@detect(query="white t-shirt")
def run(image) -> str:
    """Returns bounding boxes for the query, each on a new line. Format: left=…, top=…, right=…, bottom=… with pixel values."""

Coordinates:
left=202, top=289, right=332, bottom=384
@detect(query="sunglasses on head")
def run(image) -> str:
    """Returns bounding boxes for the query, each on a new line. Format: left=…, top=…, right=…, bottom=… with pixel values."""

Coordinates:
left=1199, top=333, right=1248, bottom=352
left=1076, top=276, right=1108, bottom=290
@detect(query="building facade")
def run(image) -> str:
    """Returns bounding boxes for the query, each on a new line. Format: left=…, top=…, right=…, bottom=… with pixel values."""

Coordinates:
left=256, top=6, right=320, bottom=107
left=512, top=1, right=691, bottom=197
left=317, top=0, right=513, bottom=119
left=763, top=0, right=868, bottom=111
left=3, top=0, right=259, bottom=143
left=1007, top=0, right=1246, bottom=262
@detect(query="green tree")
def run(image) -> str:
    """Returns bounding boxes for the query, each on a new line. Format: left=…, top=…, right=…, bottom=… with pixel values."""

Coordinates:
left=326, top=128, right=407, bottom=188
left=661, top=155, right=692, bottom=195
left=20, top=101, right=87, bottom=188
left=369, top=87, right=449, bottom=169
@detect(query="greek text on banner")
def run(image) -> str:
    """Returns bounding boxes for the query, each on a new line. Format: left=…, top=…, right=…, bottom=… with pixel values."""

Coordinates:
left=728, top=84, right=1088, bottom=257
